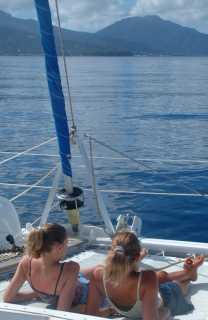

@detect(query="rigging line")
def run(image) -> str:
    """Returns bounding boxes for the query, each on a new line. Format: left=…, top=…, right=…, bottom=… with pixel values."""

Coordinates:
left=31, top=216, right=41, bottom=226
left=2, top=181, right=208, bottom=197
left=0, top=151, right=60, bottom=158
left=89, top=137, right=102, bottom=218
left=153, top=256, right=208, bottom=274
left=152, top=256, right=208, bottom=279
left=83, top=156, right=208, bottom=164
left=0, top=137, right=56, bottom=166
left=1, top=151, right=208, bottom=164
left=85, top=189, right=208, bottom=197
left=54, top=0, right=76, bottom=129
left=1, top=181, right=208, bottom=197
left=10, top=166, right=57, bottom=202
left=0, top=182, right=51, bottom=190
left=85, top=134, right=206, bottom=198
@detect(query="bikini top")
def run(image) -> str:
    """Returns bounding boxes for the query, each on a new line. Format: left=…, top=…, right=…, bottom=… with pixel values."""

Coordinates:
left=28, top=258, right=65, bottom=309
left=103, top=271, right=143, bottom=320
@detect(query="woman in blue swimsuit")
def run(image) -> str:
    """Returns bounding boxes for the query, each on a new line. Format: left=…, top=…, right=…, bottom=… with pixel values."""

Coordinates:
left=86, top=231, right=204, bottom=319
left=4, top=223, right=88, bottom=311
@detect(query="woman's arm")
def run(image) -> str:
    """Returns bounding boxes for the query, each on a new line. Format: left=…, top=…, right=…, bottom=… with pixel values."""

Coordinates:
left=85, top=279, right=104, bottom=316
left=57, top=261, right=80, bottom=311
left=3, top=257, right=38, bottom=303
left=85, top=266, right=107, bottom=316
left=142, top=271, right=159, bottom=320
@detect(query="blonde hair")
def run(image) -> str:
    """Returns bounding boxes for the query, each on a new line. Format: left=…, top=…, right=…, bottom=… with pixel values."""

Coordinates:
left=105, top=231, right=141, bottom=285
left=26, top=223, right=67, bottom=258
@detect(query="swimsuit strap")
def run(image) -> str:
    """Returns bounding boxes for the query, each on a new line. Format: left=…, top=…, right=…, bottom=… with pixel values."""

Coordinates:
left=103, top=270, right=143, bottom=311
left=29, top=257, right=65, bottom=296
left=28, top=257, right=32, bottom=282
left=54, top=262, right=65, bottom=295
left=136, top=271, right=142, bottom=300
left=28, top=257, right=40, bottom=294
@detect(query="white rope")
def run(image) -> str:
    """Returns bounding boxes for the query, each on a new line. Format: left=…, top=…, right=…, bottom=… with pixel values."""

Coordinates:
left=0, top=151, right=59, bottom=157
left=1, top=181, right=208, bottom=197
left=31, top=216, right=41, bottom=226
left=75, top=156, right=208, bottom=164
left=0, top=137, right=56, bottom=166
left=10, top=166, right=57, bottom=202
left=84, top=134, right=207, bottom=198
left=40, top=164, right=62, bottom=226
left=0, top=182, right=51, bottom=189
left=77, top=136, right=114, bottom=234
left=54, top=0, right=76, bottom=129
left=89, top=137, right=102, bottom=218
left=87, top=189, right=208, bottom=197
left=2, top=151, right=208, bottom=164
left=152, top=256, right=208, bottom=279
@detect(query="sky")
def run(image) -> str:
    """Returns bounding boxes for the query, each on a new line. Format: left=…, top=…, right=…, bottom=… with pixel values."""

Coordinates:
left=0, top=0, right=208, bottom=34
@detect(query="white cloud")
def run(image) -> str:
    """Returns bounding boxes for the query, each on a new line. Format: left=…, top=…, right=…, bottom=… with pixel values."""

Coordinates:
left=0, top=0, right=208, bottom=33
left=130, top=0, right=208, bottom=33
left=50, top=0, right=135, bottom=32
left=0, top=0, right=36, bottom=18
left=0, top=0, right=134, bottom=32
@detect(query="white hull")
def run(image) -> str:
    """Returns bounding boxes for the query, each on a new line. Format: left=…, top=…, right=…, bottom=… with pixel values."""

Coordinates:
left=0, top=224, right=208, bottom=319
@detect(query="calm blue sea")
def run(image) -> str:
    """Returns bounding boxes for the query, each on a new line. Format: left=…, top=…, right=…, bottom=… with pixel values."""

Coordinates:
left=0, top=56, right=208, bottom=242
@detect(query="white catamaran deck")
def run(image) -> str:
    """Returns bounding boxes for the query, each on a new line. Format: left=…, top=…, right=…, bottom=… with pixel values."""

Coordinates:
left=0, top=249, right=208, bottom=320
left=0, top=2, right=208, bottom=320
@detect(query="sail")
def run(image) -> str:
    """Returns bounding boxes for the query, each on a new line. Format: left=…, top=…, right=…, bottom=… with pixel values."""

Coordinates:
left=34, top=0, right=72, bottom=179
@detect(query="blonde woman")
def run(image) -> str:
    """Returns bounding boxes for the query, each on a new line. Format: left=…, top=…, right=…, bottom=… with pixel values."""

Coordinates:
left=86, top=231, right=204, bottom=319
left=4, top=223, right=88, bottom=311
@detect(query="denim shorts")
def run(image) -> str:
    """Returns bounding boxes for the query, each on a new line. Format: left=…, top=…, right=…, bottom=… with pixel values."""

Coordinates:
left=159, top=282, right=194, bottom=316
left=73, top=273, right=89, bottom=305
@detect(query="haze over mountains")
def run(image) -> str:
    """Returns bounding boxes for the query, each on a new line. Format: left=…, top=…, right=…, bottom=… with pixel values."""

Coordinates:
left=1, top=10, right=208, bottom=56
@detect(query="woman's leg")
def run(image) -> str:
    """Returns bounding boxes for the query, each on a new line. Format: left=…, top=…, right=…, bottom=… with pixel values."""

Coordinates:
left=157, top=255, right=204, bottom=284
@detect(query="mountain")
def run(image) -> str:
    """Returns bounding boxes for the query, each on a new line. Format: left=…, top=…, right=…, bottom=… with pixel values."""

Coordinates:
left=0, top=10, right=132, bottom=56
left=1, top=10, right=208, bottom=56
left=97, top=15, right=208, bottom=56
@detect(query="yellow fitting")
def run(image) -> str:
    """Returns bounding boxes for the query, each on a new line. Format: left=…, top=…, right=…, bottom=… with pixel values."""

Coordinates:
left=67, top=209, right=80, bottom=226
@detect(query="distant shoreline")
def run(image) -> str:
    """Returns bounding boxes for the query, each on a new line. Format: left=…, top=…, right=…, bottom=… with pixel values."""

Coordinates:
left=1, top=54, right=208, bottom=58
left=1, top=12, right=208, bottom=57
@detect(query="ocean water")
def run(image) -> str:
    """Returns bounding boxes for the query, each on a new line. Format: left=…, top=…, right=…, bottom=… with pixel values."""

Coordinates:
left=0, top=56, right=208, bottom=242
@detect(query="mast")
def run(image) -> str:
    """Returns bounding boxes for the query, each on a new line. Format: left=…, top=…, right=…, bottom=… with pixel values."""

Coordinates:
left=34, top=0, right=73, bottom=193
left=34, top=0, right=113, bottom=234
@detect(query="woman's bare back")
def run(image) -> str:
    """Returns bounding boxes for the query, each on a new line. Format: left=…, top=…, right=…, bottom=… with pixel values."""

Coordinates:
left=93, top=265, right=156, bottom=307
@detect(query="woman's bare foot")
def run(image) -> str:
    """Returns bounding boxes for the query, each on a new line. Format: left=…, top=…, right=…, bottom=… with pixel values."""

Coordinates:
left=183, top=255, right=204, bottom=281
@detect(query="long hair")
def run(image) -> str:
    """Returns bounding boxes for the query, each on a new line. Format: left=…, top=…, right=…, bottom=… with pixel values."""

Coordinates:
left=26, top=223, right=67, bottom=258
left=105, top=231, right=141, bottom=285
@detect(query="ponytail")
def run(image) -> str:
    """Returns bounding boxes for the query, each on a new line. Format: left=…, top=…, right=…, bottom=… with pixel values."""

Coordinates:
left=26, top=228, right=44, bottom=258
left=105, top=231, right=141, bottom=285
left=26, top=223, right=66, bottom=258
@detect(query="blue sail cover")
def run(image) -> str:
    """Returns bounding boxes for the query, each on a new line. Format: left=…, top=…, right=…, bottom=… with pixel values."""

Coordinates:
left=34, top=0, right=72, bottom=177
